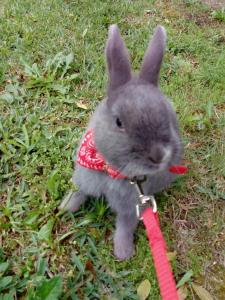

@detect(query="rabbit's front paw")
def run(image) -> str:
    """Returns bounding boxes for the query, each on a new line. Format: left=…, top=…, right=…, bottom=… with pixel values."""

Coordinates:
left=114, top=235, right=135, bottom=261
left=59, top=191, right=86, bottom=212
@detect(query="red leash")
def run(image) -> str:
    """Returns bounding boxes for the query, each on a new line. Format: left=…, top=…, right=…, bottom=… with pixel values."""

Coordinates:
left=142, top=208, right=179, bottom=300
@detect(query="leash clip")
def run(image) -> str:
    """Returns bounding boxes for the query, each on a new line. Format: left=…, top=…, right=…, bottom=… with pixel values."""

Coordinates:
left=135, top=195, right=157, bottom=219
left=130, top=176, right=157, bottom=219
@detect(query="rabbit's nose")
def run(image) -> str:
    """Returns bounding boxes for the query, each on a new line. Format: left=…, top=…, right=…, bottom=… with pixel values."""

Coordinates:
left=148, top=145, right=165, bottom=164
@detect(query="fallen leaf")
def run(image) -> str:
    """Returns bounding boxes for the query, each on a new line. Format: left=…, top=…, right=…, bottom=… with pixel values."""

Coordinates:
left=85, top=260, right=96, bottom=279
left=104, top=228, right=112, bottom=242
left=192, top=283, right=214, bottom=300
left=137, top=279, right=151, bottom=300
left=167, top=251, right=177, bottom=261
left=76, top=101, right=88, bottom=110
left=82, top=28, right=88, bottom=38
left=178, top=285, right=188, bottom=300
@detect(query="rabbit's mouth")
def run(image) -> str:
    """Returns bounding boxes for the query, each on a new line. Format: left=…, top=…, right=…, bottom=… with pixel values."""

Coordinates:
left=119, top=146, right=173, bottom=177
left=120, top=159, right=170, bottom=178
left=116, top=146, right=175, bottom=178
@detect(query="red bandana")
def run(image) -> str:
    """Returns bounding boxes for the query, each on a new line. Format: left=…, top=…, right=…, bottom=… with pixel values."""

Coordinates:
left=77, top=130, right=187, bottom=179
left=77, top=130, right=127, bottom=179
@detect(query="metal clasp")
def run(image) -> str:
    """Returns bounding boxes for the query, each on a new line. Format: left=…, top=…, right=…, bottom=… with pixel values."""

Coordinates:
left=130, top=176, right=157, bottom=219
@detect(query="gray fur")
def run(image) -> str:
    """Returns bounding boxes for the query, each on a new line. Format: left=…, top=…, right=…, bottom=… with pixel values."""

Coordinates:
left=106, top=24, right=131, bottom=90
left=140, top=25, right=166, bottom=85
left=61, top=25, right=182, bottom=260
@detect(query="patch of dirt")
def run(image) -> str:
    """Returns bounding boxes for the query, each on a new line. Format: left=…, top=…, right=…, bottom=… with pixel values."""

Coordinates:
left=153, top=0, right=224, bottom=28
left=200, top=0, right=225, bottom=9
left=185, top=13, right=215, bottom=27
left=173, top=198, right=225, bottom=299
left=124, top=13, right=150, bottom=27
left=184, top=11, right=220, bottom=27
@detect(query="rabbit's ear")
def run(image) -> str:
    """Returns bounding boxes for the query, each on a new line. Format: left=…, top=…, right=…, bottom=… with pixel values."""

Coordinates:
left=106, top=25, right=131, bottom=90
left=139, top=26, right=166, bottom=86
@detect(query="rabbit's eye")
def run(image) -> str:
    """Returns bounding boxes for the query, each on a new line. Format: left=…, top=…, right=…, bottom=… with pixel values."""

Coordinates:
left=116, top=118, right=123, bottom=128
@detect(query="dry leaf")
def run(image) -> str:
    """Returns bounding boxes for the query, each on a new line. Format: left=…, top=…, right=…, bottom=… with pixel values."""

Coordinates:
left=167, top=251, right=177, bottom=261
left=137, top=279, right=151, bottom=300
left=85, top=260, right=96, bottom=279
left=76, top=102, right=88, bottom=110
left=104, top=228, right=112, bottom=243
left=82, top=28, right=88, bottom=38
left=192, top=283, right=214, bottom=300
left=178, top=286, right=188, bottom=300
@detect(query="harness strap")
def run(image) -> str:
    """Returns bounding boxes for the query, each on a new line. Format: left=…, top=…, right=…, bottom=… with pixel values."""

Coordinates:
left=142, top=208, right=179, bottom=300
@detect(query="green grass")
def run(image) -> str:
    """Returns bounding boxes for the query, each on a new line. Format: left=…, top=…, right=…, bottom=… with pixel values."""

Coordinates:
left=0, top=0, right=225, bottom=299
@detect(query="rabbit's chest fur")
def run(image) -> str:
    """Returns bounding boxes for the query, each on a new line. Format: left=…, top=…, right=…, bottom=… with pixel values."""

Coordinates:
left=73, top=163, right=176, bottom=214
left=73, top=164, right=135, bottom=212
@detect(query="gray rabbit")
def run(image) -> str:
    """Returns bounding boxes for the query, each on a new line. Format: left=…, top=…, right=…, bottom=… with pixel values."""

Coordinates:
left=60, top=25, right=182, bottom=260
